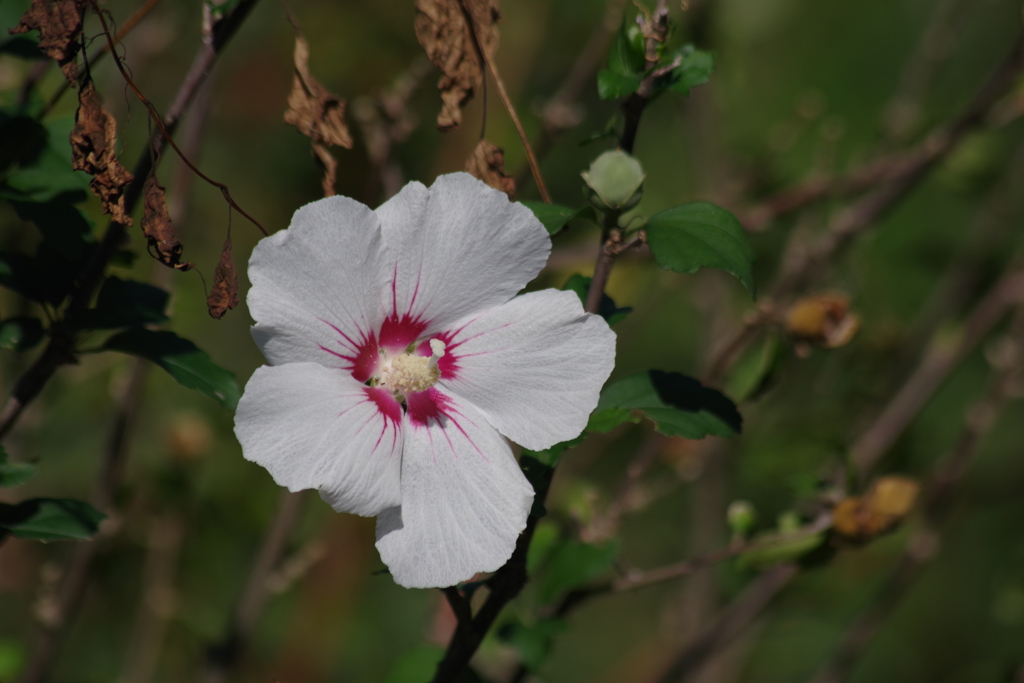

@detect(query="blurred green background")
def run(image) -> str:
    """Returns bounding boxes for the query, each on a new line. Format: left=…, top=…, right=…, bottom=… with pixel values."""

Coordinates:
left=1, top=0, right=1024, bottom=681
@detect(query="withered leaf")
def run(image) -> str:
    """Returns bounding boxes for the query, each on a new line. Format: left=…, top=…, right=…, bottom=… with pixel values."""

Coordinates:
left=208, top=233, right=238, bottom=319
left=284, top=32, right=352, bottom=196
left=71, top=80, right=134, bottom=225
left=785, top=292, right=860, bottom=350
left=142, top=171, right=191, bottom=271
left=10, top=0, right=84, bottom=82
left=415, top=0, right=501, bottom=131
left=833, top=476, right=920, bottom=543
left=465, top=139, right=514, bottom=198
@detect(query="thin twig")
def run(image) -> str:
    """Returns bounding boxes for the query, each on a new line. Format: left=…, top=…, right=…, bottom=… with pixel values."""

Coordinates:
left=16, top=357, right=148, bottom=683
left=89, top=2, right=267, bottom=236
left=654, top=563, right=800, bottom=683
left=36, top=0, right=164, bottom=120
left=0, top=0, right=261, bottom=442
left=850, top=263, right=1024, bottom=480
left=456, top=0, right=551, bottom=202
left=741, top=31, right=1024, bottom=234
left=201, top=491, right=307, bottom=683
left=810, top=310, right=1024, bottom=683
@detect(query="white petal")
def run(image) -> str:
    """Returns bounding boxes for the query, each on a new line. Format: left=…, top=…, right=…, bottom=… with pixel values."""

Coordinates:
left=374, top=173, right=551, bottom=335
left=375, top=389, right=534, bottom=588
left=436, top=289, right=616, bottom=451
left=248, top=196, right=389, bottom=376
left=234, top=363, right=403, bottom=517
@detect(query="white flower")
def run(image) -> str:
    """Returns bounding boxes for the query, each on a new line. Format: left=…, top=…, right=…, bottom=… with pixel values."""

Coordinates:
left=234, top=173, right=616, bottom=588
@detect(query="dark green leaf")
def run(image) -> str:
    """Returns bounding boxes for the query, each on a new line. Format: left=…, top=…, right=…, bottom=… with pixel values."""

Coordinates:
left=645, top=201, right=756, bottom=297
left=101, top=329, right=241, bottom=408
left=0, top=498, right=105, bottom=541
left=0, top=36, right=46, bottom=59
left=597, top=70, right=642, bottom=101
left=725, top=330, right=783, bottom=402
left=498, top=619, right=567, bottom=672
left=0, top=317, right=44, bottom=351
left=519, top=201, right=584, bottom=235
left=666, top=46, right=714, bottom=96
left=607, top=20, right=645, bottom=77
left=0, top=118, right=90, bottom=203
left=0, top=114, right=47, bottom=176
left=737, top=529, right=825, bottom=571
left=0, top=243, right=89, bottom=305
left=586, top=407, right=636, bottom=433
left=0, top=447, right=36, bottom=488
left=597, top=370, right=742, bottom=438
left=561, top=274, right=632, bottom=325
left=76, top=277, right=170, bottom=330
left=11, top=197, right=95, bottom=260
left=540, top=539, right=619, bottom=603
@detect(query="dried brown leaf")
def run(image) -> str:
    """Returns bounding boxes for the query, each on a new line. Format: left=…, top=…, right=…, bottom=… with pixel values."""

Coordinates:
left=142, top=171, right=191, bottom=271
left=415, top=0, right=501, bottom=131
left=832, top=476, right=920, bottom=543
left=312, top=143, right=338, bottom=198
left=208, top=234, right=238, bottom=319
left=785, top=292, right=860, bottom=349
left=465, top=139, right=514, bottom=198
left=284, top=33, right=353, bottom=150
left=10, top=0, right=84, bottom=82
left=70, top=80, right=134, bottom=224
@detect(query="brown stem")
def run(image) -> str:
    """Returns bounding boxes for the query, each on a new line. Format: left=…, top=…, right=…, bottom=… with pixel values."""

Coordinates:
left=744, top=31, right=1024, bottom=234
left=0, top=0, right=261, bottom=442
left=90, top=2, right=267, bottom=236
left=16, top=357, right=149, bottom=683
left=37, top=0, right=164, bottom=120
left=850, top=264, right=1024, bottom=480
left=201, top=491, right=307, bottom=683
left=654, top=563, right=800, bottom=683
left=810, top=311, right=1024, bottom=683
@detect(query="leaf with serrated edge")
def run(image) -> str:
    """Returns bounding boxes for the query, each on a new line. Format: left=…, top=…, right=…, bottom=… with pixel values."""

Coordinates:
left=645, top=201, right=755, bottom=297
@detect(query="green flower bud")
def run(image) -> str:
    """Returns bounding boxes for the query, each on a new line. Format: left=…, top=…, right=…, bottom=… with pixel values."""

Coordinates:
left=726, top=500, right=757, bottom=535
left=581, top=150, right=645, bottom=213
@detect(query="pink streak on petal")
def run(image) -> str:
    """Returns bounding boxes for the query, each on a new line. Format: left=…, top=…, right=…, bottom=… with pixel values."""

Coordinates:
left=379, top=264, right=429, bottom=352
left=405, top=388, right=487, bottom=460
left=319, top=319, right=380, bottom=382
left=364, top=386, right=403, bottom=426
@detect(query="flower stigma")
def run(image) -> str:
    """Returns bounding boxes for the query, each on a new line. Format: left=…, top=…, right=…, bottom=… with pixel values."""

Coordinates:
left=375, top=338, right=446, bottom=400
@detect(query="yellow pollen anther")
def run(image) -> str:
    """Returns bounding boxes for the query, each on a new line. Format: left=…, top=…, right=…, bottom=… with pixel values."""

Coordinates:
left=378, top=340, right=445, bottom=398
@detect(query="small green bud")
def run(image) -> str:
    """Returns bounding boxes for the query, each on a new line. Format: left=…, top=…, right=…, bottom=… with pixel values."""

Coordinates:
left=726, top=500, right=757, bottom=535
left=581, top=150, right=645, bottom=213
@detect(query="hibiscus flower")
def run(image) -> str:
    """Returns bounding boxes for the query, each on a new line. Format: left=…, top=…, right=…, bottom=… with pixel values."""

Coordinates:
left=234, top=173, right=616, bottom=588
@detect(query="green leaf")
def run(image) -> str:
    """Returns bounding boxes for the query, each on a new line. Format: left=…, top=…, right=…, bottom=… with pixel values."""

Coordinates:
left=666, top=46, right=715, bottom=96
left=0, top=36, right=45, bottom=59
left=607, top=20, right=646, bottom=77
left=101, top=329, right=241, bottom=408
left=0, top=498, right=105, bottom=541
left=11, top=197, right=95, bottom=261
left=645, top=201, right=756, bottom=297
left=0, top=113, right=47, bottom=176
left=586, top=407, right=636, bottom=432
left=597, top=370, right=742, bottom=438
left=540, top=539, right=619, bottom=603
left=0, top=118, right=90, bottom=203
left=737, top=529, right=825, bottom=571
left=725, top=330, right=783, bottom=402
left=519, top=201, right=584, bottom=235
left=597, top=70, right=642, bottom=101
left=76, top=277, right=170, bottom=330
left=0, top=244, right=91, bottom=305
left=561, top=274, right=632, bottom=325
left=0, top=317, right=44, bottom=352
left=498, top=619, right=567, bottom=672
left=526, top=519, right=561, bottom=573
left=0, top=447, right=36, bottom=488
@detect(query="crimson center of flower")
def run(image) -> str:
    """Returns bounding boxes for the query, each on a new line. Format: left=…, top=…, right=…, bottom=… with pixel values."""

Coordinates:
left=375, top=338, right=446, bottom=400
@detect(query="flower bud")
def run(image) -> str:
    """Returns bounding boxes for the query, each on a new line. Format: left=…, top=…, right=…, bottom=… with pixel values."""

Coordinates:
left=726, top=500, right=757, bottom=536
left=581, top=150, right=645, bottom=213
